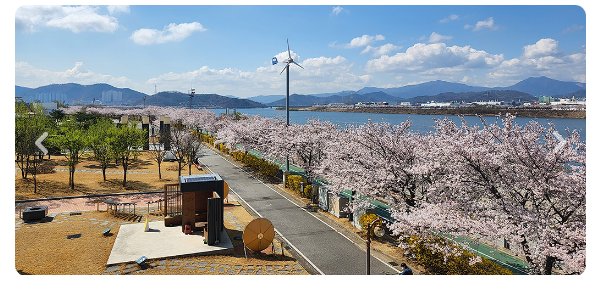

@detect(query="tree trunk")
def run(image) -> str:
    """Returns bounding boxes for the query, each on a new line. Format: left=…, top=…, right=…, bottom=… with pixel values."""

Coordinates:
left=544, top=256, right=557, bottom=275
left=103, top=167, right=107, bottom=181
left=70, top=169, right=75, bottom=190
left=158, top=163, right=162, bottom=179
left=122, top=162, right=128, bottom=187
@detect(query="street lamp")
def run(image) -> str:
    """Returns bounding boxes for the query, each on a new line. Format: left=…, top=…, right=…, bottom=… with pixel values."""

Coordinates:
left=366, top=218, right=385, bottom=275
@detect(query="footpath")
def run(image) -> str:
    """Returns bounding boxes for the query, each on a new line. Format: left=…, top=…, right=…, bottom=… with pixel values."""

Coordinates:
left=198, top=146, right=402, bottom=275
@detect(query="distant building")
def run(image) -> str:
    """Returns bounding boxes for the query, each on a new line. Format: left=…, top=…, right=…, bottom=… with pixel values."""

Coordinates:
left=472, top=101, right=503, bottom=106
left=421, top=101, right=451, bottom=107
left=400, top=102, right=411, bottom=106
left=539, top=96, right=556, bottom=103
left=33, top=102, right=58, bottom=115
left=34, top=92, right=66, bottom=103
left=102, top=90, right=123, bottom=104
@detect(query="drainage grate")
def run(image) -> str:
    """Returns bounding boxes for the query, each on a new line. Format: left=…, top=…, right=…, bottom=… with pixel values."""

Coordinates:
left=67, top=233, right=82, bottom=239
left=70, top=212, right=82, bottom=216
left=233, top=236, right=243, bottom=240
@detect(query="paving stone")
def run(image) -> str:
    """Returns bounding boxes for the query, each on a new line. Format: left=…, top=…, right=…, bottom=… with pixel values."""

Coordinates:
left=293, top=270, right=304, bottom=274
left=125, top=263, right=136, bottom=268
left=234, top=265, right=242, bottom=269
left=123, top=267, right=138, bottom=273
left=275, top=265, right=282, bottom=269
left=278, top=270, right=289, bottom=274
left=154, top=265, right=166, bottom=269
left=208, top=268, right=215, bottom=273
left=293, top=264, right=302, bottom=269
left=246, top=265, right=253, bottom=269
left=105, top=266, right=121, bottom=272
left=227, top=269, right=235, bottom=274
left=267, top=271, right=276, bottom=274
left=159, top=260, right=166, bottom=265
left=198, top=268, right=206, bottom=271
left=210, top=263, right=219, bottom=267
left=218, top=267, right=224, bottom=273
left=198, top=262, right=208, bottom=267
left=183, top=266, right=195, bottom=269
left=256, top=269, right=263, bottom=274
left=239, top=270, right=246, bottom=274
left=266, top=265, right=273, bottom=270
left=222, top=264, right=231, bottom=268
left=285, top=265, right=292, bottom=270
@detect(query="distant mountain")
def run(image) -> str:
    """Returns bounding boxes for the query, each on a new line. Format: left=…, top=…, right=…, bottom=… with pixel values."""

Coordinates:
left=246, top=95, right=286, bottom=104
left=409, top=90, right=537, bottom=104
left=555, top=89, right=586, bottom=99
left=15, top=85, right=32, bottom=93
left=266, top=91, right=403, bottom=107
left=140, top=91, right=265, bottom=108
left=493, top=76, right=585, bottom=97
left=356, top=80, right=488, bottom=98
left=15, top=83, right=146, bottom=104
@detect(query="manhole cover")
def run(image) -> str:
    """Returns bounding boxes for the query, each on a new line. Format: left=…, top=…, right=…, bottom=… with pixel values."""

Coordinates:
left=70, top=212, right=82, bottom=216
left=67, top=234, right=82, bottom=239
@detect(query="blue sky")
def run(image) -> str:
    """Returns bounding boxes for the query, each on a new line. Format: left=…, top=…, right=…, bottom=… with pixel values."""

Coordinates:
left=12, top=3, right=588, bottom=98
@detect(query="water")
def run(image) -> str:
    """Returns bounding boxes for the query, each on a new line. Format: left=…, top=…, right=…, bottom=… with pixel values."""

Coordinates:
left=210, top=108, right=586, bottom=142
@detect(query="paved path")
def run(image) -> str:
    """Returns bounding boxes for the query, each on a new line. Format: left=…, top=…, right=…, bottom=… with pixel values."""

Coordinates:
left=198, top=147, right=400, bottom=275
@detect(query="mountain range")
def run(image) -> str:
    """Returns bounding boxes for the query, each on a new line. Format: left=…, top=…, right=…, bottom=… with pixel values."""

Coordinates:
left=138, top=91, right=264, bottom=108
left=15, top=76, right=585, bottom=108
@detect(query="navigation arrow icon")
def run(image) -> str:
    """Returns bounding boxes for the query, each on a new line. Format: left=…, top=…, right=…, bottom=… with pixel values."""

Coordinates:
left=36, top=132, right=48, bottom=155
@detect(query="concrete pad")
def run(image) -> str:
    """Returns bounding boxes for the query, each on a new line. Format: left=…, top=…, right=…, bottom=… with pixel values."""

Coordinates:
left=107, top=221, right=233, bottom=265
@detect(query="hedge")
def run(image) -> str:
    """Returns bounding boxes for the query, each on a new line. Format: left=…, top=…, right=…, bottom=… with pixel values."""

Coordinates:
left=285, top=174, right=313, bottom=198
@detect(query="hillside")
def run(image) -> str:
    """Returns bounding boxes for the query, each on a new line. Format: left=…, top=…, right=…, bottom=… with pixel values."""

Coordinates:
left=356, top=80, right=488, bottom=98
left=409, top=90, right=537, bottom=103
left=140, top=91, right=265, bottom=108
left=15, top=83, right=146, bottom=105
left=266, top=91, right=403, bottom=107
left=494, top=76, right=585, bottom=97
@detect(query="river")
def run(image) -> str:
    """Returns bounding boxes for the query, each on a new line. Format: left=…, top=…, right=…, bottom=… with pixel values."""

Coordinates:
left=210, top=108, right=586, bottom=142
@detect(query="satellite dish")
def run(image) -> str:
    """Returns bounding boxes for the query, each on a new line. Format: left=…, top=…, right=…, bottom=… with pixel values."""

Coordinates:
left=243, top=218, right=275, bottom=252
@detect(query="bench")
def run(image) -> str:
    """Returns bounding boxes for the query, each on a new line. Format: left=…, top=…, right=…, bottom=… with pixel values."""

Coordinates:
left=102, top=228, right=111, bottom=236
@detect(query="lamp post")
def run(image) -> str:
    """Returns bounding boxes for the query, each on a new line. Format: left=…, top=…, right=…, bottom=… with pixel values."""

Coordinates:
left=366, top=218, right=385, bottom=275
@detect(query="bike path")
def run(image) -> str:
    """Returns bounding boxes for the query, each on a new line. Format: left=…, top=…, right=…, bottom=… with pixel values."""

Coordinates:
left=198, top=147, right=399, bottom=275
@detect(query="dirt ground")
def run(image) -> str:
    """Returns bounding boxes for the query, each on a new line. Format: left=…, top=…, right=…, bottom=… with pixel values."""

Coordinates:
left=15, top=203, right=307, bottom=275
left=15, top=151, right=205, bottom=200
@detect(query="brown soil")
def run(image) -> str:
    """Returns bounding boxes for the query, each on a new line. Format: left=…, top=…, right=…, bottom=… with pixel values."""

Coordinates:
left=15, top=151, right=205, bottom=200
left=15, top=203, right=307, bottom=275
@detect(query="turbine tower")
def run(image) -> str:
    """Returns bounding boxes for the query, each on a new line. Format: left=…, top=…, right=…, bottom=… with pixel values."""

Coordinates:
left=273, top=38, right=303, bottom=180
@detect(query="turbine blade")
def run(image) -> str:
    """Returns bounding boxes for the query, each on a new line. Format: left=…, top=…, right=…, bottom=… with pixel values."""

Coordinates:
left=287, top=39, right=291, bottom=59
left=293, top=61, right=304, bottom=69
left=280, top=64, right=289, bottom=75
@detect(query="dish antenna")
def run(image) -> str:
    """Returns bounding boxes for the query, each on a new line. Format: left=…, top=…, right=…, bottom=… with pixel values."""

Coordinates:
left=273, top=39, right=303, bottom=179
left=242, top=218, right=275, bottom=252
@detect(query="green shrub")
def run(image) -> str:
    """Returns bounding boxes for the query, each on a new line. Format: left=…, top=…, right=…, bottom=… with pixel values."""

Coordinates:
left=405, top=235, right=514, bottom=275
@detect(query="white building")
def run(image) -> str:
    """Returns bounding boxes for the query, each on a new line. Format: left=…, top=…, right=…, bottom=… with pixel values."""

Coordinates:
left=101, top=90, right=123, bottom=104
left=421, top=101, right=451, bottom=107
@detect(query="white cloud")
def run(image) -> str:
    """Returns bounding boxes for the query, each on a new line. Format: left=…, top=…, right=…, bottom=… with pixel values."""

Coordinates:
left=562, top=24, right=584, bottom=34
left=466, top=17, right=500, bottom=31
left=522, top=38, right=562, bottom=58
left=16, top=5, right=119, bottom=33
left=130, top=22, right=207, bottom=45
left=365, top=42, right=504, bottom=73
left=428, top=32, right=453, bottom=43
left=440, top=14, right=460, bottom=23
left=107, top=5, right=130, bottom=14
left=361, top=43, right=402, bottom=57
left=332, top=34, right=386, bottom=48
left=488, top=38, right=585, bottom=84
left=332, top=6, right=344, bottom=16
left=15, top=61, right=135, bottom=89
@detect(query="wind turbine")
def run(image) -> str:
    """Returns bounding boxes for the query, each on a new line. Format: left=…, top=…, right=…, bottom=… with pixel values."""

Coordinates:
left=272, top=38, right=303, bottom=181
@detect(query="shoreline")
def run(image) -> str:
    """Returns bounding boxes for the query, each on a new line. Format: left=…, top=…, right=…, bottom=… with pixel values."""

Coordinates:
left=292, top=107, right=586, bottom=119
